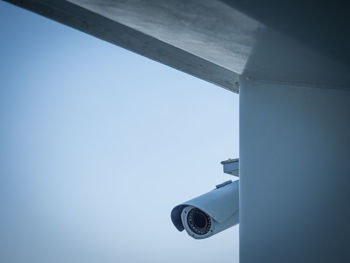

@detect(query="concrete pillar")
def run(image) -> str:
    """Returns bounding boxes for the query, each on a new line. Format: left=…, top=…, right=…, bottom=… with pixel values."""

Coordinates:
left=239, top=79, right=350, bottom=262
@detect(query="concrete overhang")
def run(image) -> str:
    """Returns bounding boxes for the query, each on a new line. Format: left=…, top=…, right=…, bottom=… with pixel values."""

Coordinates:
left=5, top=0, right=350, bottom=91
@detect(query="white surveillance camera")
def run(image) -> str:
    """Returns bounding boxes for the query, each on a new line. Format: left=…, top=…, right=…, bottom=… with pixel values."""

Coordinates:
left=171, top=180, right=239, bottom=239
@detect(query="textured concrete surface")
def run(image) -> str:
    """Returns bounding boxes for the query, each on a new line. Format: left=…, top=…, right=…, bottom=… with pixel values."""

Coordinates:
left=68, top=0, right=261, bottom=74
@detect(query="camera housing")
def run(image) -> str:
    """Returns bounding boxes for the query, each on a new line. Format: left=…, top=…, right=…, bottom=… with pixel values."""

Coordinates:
left=171, top=180, right=239, bottom=239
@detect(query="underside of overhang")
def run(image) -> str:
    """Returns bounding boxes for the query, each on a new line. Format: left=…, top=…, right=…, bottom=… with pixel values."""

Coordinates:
left=5, top=0, right=350, bottom=91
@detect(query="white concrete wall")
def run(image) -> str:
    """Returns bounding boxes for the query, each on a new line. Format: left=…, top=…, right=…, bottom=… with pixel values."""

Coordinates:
left=240, top=79, right=350, bottom=263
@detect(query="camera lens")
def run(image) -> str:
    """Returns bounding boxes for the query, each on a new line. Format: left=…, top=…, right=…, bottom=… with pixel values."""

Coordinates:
left=187, top=208, right=211, bottom=235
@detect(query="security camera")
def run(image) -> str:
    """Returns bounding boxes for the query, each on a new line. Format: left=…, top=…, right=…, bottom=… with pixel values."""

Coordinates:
left=171, top=180, right=239, bottom=239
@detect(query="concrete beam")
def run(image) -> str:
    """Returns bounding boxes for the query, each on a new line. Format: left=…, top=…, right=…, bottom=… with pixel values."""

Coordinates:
left=5, top=0, right=264, bottom=93
left=6, top=1, right=350, bottom=91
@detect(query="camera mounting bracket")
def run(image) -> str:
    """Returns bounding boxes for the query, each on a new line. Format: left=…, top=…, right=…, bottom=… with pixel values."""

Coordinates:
left=221, top=158, right=239, bottom=177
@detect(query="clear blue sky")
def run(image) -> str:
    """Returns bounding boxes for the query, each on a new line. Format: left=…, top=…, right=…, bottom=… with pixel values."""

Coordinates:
left=0, top=2, right=239, bottom=262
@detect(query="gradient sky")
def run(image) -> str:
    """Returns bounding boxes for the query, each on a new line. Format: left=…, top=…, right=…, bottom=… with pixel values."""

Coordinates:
left=0, top=2, right=239, bottom=262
